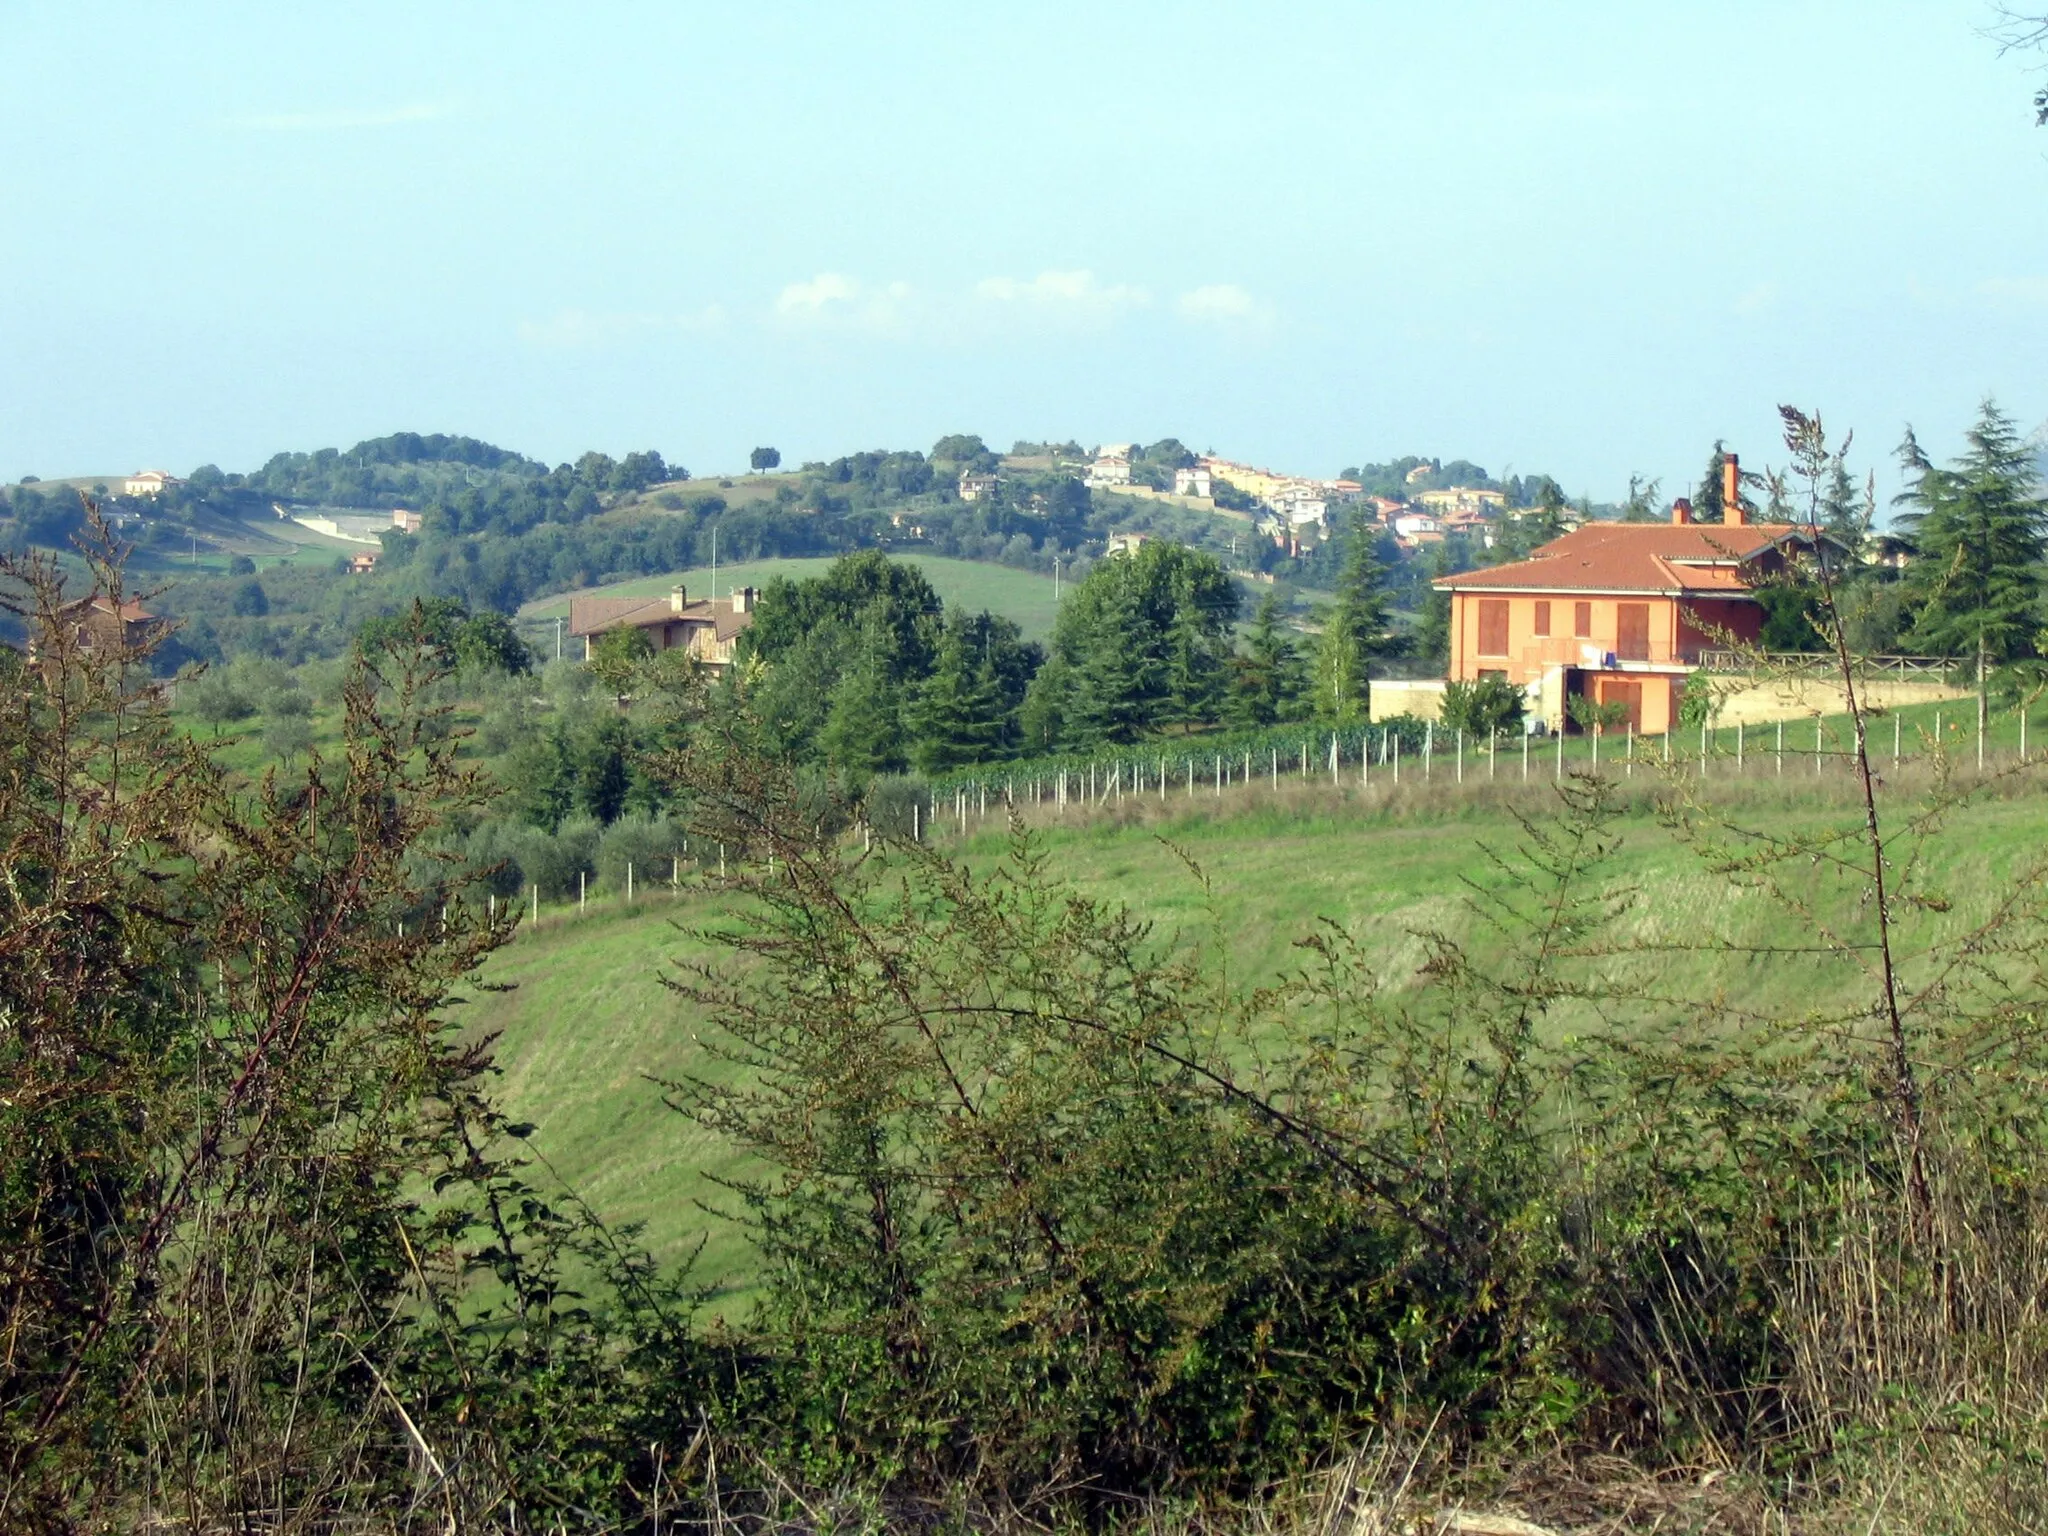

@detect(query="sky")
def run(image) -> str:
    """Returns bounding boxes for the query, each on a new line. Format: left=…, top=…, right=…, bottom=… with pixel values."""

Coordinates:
left=5, top=1, right=2047, bottom=503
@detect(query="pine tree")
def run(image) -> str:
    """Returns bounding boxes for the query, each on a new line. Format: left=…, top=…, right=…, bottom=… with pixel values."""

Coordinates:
left=1017, top=651, right=1073, bottom=754
left=1158, top=573, right=1227, bottom=733
left=906, top=614, right=1005, bottom=772
left=1065, top=565, right=1162, bottom=747
left=1690, top=440, right=1757, bottom=524
left=1897, top=400, right=2048, bottom=736
left=1312, top=532, right=1392, bottom=724
left=819, top=617, right=906, bottom=775
left=1821, top=458, right=1871, bottom=554
left=1228, top=591, right=1306, bottom=728
left=1413, top=547, right=1454, bottom=670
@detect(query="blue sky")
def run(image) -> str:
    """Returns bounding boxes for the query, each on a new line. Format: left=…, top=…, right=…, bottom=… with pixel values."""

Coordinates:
left=5, top=1, right=2046, bottom=501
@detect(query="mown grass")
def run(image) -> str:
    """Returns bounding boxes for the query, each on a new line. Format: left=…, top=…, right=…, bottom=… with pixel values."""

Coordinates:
left=468, top=748, right=2048, bottom=1304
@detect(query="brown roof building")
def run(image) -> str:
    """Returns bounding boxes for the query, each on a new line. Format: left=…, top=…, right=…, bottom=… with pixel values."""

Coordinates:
left=1433, top=453, right=1835, bottom=734
left=56, top=594, right=163, bottom=655
left=567, top=584, right=756, bottom=670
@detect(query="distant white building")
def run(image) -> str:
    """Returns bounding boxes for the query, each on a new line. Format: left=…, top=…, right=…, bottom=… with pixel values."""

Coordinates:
left=1085, top=451, right=1132, bottom=489
left=1173, top=465, right=1212, bottom=498
left=957, top=472, right=999, bottom=502
left=1269, top=484, right=1328, bottom=528
left=1392, top=513, right=1441, bottom=538
left=1105, top=530, right=1152, bottom=556
left=123, top=470, right=180, bottom=497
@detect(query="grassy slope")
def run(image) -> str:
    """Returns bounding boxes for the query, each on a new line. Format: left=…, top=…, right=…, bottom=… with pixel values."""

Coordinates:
left=518, top=554, right=1064, bottom=640
left=468, top=757, right=2048, bottom=1306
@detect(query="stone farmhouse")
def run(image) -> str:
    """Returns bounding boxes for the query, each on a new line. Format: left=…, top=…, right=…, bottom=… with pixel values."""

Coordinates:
left=568, top=584, right=757, bottom=670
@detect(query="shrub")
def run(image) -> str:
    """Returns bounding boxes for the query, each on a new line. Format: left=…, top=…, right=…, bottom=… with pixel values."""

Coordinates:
left=1438, top=675, right=1525, bottom=740
left=595, top=811, right=690, bottom=891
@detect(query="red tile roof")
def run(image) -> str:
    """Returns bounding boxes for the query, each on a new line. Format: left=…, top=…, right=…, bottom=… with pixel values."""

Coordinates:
left=62, top=594, right=158, bottom=623
left=1434, top=522, right=1815, bottom=596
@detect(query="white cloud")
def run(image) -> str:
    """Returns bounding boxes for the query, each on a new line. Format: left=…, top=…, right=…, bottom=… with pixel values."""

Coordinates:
left=1176, top=283, right=1269, bottom=324
left=517, top=305, right=728, bottom=348
left=975, top=269, right=1149, bottom=317
left=772, top=273, right=914, bottom=333
left=228, top=102, right=452, bottom=132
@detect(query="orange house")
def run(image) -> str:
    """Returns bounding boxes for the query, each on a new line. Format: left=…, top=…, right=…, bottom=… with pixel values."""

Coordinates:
left=1434, top=479, right=1830, bottom=733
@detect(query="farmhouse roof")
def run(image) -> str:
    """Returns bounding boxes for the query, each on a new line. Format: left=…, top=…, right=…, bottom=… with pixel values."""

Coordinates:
left=1432, top=521, right=1820, bottom=596
left=568, top=593, right=755, bottom=640
left=62, top=594, right=158, bottom=623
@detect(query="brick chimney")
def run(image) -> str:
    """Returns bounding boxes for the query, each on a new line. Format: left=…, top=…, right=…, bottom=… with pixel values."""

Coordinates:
left=1671, top=496, right=1693, bottom=526
left=1723, top=453, right=1744, bottom=527
left=669, top=584, right=686, bottom=613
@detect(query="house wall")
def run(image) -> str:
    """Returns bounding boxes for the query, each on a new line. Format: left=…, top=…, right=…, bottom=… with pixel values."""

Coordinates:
left=1450, top=592, right=1761, bottom=686
left=1675, top=598, right=1763, bottom=655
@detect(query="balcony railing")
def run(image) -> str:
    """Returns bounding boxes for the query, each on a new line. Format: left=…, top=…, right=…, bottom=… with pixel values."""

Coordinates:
left=1697, top=650, right=1952, bottom=680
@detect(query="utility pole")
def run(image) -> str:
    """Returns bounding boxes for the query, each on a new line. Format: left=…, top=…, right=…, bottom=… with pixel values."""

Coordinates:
left=1053, top=555, right=1061, bottom=602
left=555, top=616, right=563, bottom=661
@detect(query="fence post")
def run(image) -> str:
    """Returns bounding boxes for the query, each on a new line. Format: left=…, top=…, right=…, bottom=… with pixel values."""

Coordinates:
left=627, top=861, right=633, bottom=903
left=1625, top=723, right=1633, bottom=777
left=1393, top=734, right=1400, bottom=783
left=1777, top=719, right=1783, bottom=776
left=1736, top=722, right=1743, bottom=773
left=1456, top=729, right=1464, bottom=784
left=1272, top=748, right=1278, bottom=790
left=1217, top=753, right=1224, bottom=796
left=1814, top=716, right=1822, bottom=776
left=1894, top=712, right=1902, bottom=767
left=1556, top=730, right=1564, bottom=781
left=1592, top=726, right=1599, bottom=772
left=1329, top=734, right=1338, bottom=785
left=1522, top=730, right=1529, bottom=781
left=579, top=871, right=586, bottom=915
left=1424, top=723, right=1433, bottom=780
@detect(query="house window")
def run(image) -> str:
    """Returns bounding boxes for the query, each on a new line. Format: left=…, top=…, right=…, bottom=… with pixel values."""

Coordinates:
left=1573, top=601, right=1592, bottom=639
left=1533, top=600, right=1551, bottom=637
left=1477, top=599, right=1509, bottom=657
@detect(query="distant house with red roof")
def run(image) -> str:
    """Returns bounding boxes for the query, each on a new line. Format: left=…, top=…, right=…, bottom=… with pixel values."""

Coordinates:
left=54, top=593, right=163, bottom=656
left=1434, top=459, right=1836, bottom=733
left=568, top=584, right=756, bottom=670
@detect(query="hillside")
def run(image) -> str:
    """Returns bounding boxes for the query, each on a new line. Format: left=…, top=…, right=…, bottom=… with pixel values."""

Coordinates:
left=517, top=552, right=1064, bottom=641
left=466, top=764, right=2048, bottom=1298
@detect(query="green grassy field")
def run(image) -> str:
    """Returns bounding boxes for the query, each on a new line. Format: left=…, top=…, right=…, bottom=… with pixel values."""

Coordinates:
left=467, top=745, right=2048, bottom=1306
left=517, top=553, right=1065, bottom=639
